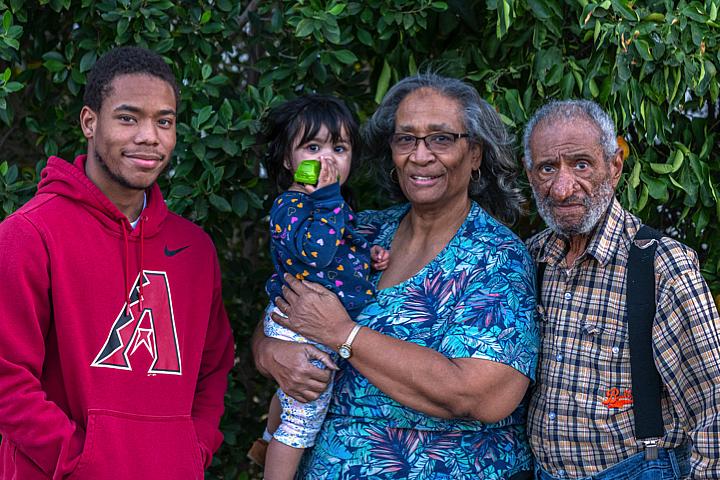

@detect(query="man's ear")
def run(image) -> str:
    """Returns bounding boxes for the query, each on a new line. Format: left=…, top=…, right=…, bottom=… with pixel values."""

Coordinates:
left=610, top=148, right=624, bottom=189
left=80, top=106, right=97, bottom=140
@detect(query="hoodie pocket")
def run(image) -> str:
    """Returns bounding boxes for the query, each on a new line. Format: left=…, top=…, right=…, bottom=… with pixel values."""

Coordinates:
left=68, top=409, right=203, bottom=480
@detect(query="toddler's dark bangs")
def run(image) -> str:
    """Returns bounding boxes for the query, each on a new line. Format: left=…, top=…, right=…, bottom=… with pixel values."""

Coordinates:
left=294, top=104, right=354, bottom=147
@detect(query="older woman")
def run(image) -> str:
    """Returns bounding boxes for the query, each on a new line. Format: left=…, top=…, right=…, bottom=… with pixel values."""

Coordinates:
left=253, top=74, right=539, bottom=479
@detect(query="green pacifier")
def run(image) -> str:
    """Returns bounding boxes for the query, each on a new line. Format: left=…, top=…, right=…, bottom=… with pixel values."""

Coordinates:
left=293, top=159, right=321, bottom=185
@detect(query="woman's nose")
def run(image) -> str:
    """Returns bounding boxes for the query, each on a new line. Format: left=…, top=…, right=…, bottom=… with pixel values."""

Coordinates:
left=410, top=139, right=434, bottom=164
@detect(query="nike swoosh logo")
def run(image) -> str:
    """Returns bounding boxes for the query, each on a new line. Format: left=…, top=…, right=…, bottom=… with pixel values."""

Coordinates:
left=164, top=245, right=190, bottom=257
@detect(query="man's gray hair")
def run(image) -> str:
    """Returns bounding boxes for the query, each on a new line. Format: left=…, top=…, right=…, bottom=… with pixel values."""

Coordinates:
left=522, top=99, right=619, bottom=169
left=363, top=73, right=524, bottom=225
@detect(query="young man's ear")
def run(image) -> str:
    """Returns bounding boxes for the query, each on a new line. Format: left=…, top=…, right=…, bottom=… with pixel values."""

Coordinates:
left=79, top=106, right=97, bottom=140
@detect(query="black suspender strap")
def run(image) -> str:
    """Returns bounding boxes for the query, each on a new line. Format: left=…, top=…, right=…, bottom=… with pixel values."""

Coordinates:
left=626, top=225, right=665, bottom=457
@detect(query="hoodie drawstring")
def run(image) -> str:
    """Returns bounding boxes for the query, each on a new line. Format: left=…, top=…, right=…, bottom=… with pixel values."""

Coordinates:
left=138, top=216, right=145, bottom=312
left=122, top=224, right=130, bottom=316
left=122, top=215, right=147, bottom=316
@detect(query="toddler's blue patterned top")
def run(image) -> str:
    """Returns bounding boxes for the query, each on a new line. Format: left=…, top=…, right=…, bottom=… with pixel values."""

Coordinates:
left=267, top=183, right=374, bottom=317
left=298, top=202, right=540, bottom=479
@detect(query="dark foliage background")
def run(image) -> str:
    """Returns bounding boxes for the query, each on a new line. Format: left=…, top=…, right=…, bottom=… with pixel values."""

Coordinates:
left=1, top=0, right=718, bottom=478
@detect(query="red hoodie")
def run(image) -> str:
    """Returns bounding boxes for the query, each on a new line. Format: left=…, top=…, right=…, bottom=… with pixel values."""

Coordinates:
left=0, top=156, right=234, bottom=480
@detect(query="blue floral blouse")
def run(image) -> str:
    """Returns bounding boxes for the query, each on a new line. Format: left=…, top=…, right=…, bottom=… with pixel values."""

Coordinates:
left=298, top=202, right=540, bottom=479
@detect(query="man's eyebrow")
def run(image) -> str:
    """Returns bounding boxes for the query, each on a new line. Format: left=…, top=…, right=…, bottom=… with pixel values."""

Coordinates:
left=113, top=104, right=177, bottom=116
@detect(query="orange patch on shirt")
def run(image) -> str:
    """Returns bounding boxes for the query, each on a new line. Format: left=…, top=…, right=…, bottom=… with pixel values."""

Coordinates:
left=602, top=388, right=633, bottom=408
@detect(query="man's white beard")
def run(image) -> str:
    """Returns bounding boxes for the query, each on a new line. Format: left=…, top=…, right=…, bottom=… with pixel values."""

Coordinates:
left=534, top=178, right=615, bottom=237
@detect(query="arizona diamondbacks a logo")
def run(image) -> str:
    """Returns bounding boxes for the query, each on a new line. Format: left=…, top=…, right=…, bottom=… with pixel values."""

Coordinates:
left=92, top=270, right=182, bottom=375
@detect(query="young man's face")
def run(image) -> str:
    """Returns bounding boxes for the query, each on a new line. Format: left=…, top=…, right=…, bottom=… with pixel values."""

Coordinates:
left=81, top=73, right=177, bottom=195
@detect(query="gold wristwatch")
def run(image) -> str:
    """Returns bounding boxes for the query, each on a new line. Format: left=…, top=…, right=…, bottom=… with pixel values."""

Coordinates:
left=338, top=324, right=362, bottom=359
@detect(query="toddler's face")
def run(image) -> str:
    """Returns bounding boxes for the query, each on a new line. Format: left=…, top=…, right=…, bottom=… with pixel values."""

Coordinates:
left=286, top=125, right=352, bottom=186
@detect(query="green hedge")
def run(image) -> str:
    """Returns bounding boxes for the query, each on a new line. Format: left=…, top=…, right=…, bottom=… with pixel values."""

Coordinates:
left=1, top=1, right=718, bottom=478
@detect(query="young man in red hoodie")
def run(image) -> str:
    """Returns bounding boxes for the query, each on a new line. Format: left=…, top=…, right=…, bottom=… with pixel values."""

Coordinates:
left=0, top=46, right=234, bottom=480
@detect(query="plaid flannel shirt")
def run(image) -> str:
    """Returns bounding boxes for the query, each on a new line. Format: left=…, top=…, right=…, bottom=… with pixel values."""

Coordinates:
left=526, top=198, right=720, bottom=478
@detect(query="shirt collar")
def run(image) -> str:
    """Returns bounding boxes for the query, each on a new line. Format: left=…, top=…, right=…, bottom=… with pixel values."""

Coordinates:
left=129, top=192, right=147, bottom=229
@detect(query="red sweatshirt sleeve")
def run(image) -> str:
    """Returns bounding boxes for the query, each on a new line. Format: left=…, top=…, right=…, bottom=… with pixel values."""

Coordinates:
left=0, top=213, right=84, bottom=478
left=191, top=249, right=234, bottom=467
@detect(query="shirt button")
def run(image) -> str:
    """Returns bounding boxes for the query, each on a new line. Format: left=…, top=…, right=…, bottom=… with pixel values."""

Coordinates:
left=548, top=411, right=557, bottom=421
left=558, top=469, right=566, bottom=476
left=612, top=346, right=620, bottom=354
left=563, top=292, right=572, bottom=301
left=555, top=353, right=564, bottom=362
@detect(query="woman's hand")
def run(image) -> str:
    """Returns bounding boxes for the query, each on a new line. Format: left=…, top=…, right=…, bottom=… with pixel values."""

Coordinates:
left=271, top=274, right=355, bottom=348
left=252, top=324, right=337, bottom=403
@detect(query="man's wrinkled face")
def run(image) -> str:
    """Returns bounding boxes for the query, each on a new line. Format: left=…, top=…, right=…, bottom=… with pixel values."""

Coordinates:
left=525, top=116, right=623, bottom=237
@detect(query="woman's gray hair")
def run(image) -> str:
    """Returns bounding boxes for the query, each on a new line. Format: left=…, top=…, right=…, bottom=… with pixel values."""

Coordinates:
left=362, top=73, right=524, bottom=225
left=522, top=99, right=618, bottom=169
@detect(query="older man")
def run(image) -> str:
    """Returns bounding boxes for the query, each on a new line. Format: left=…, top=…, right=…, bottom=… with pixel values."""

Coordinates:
left=523, top=100, right=720, bottom=479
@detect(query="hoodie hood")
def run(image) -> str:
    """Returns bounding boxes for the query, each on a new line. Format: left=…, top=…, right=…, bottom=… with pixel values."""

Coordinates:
left=38, top=154, right=171, bottom=314
left=37, top=155, right=169, bottom=238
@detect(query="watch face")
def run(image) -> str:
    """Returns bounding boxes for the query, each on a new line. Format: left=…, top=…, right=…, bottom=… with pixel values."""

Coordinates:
left=338, top=346, right=351, bottom=359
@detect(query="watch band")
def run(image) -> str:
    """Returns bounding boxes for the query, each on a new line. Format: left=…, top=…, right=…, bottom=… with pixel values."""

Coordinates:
left=344, top=324, right=362, bottom=347
left=338, top=324, right=362, bottom=358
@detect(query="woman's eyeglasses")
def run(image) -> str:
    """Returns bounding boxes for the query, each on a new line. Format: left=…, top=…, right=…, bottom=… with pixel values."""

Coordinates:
left=389, top=132, right=470, bottom=154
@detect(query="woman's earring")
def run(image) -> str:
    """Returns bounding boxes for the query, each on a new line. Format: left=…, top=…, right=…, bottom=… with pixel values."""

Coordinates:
left=390, top=168, right=399, bottom=184
left=470, top=169, right=480, bottom=182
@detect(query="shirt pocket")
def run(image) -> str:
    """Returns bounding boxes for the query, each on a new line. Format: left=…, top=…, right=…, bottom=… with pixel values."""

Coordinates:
left=578, top=316, right=633, bottom=416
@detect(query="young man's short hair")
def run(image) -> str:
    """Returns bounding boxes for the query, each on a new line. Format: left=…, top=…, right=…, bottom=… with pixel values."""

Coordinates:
left=83, top=46, right=180, bottom=112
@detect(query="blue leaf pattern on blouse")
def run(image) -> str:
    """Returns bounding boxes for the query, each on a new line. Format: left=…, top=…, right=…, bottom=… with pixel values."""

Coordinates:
left=298, top=202, right=539, bottom=479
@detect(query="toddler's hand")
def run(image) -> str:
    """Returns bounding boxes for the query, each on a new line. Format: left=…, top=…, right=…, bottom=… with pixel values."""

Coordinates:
left=370, top=245, right=390, bottom=271
left=315, top=156, right=339, bottom=190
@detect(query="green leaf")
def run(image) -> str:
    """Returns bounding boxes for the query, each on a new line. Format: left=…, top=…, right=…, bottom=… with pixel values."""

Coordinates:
left=202, top=64, right=212, bottom=80
left=200, top=10, right=211, bottom=24
left=232, top=191, right=248, bottom=217
left=219, top=98, right=232, bottom=124
left=529, top=0, right=554, bottom=20
left=169, top=184, right=194, bottom=198
left=629, top=160, right=641, bottom=188
left=649, top=162, right=675, bottom=174
left=637, top=184, right=649, bottom=211
left=356, top=28, right=373, bottom=46
left=196, top=105, right=213, bottom=126
left=6, top=164, right=18, bottom=184
left=79, top=51, right=97, bottom=73
left=634, top=40, right=653, bottom=61
left=296, top=19, right=315, bottom=38
left=117, top=17, right=129, bottom=36
left=209, top=193, right=232, bottom=212
left=374, top=60, right=391, bottom=104
left=2, top=11, right=12, bottom=32
left=671, top=149, right=685, bottom=172
left=328, top=4, right=345, bottom=15
left=612, top=0, right=639, bottom=21
left=4, top=81, right=23, bottom=93
left=0, top=161, right=8, bottom=176
left=588, top=78, right=599, bottom=97
left=332, top=49, right=357, bottom=64
left=222, top=138, right=239, bottom=156
left=641, top=173, right=668, bottom=200
left=43, top=56, right=66, bottom=73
